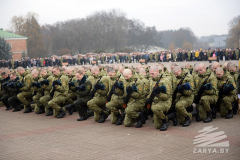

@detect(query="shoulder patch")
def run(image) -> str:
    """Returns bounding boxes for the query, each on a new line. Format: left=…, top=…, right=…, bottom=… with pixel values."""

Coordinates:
left=87, top=85, right=91, bottom=89
left=28, top=80, right=30, bottom=83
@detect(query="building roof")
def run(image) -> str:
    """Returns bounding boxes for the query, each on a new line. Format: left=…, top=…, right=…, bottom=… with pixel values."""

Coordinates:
left=0, top=29, right=28, bottom=39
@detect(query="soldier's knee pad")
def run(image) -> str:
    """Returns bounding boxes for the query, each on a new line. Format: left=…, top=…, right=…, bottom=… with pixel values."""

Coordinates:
left=32, top=96, right=38, bottom=102
left=87, top=100, right=94, bottom=108
left=48, top=101, right=54, bottom=107
left=17, top=93, right=23, bottom=99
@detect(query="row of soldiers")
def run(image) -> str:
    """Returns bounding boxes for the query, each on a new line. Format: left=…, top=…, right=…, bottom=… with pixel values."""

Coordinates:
left=0, top=61, right=238, bottom=131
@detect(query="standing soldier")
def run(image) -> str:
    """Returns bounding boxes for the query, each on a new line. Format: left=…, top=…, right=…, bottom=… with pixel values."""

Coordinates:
left=171, top=66, right=194, bottom=127
left=215, top=67, right=236, bottom=118
left=11, top=59, right=14, bottom=69
left=106, top=67, right=125, bottom=125
left=87, top=66, right=110, bottom=123
left=194, top=63, right=218, bottom=123
left=48, top=66, right=69, bottom=118
left=16, top=67, right=33, bottom=113
left=39, top=68, right=55, bottom=116
left=40, top=58, right=44, bottom=67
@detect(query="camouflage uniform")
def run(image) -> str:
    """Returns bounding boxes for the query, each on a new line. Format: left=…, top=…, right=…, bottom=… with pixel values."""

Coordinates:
left=229, top=70, right=238, bottom=83
left=149, top=75, right=172, bottom=129
left=106, top=73, right=125, bottom=124
left=195, top=69, right=218, bottom=120
left=172, top=72, right=194, bottom=125
left=87, top=75, right=110, bottom=122
left=217, top=72, right=236, bottom=117
left=39, top=75, right=55, bottom=113
left=32, top=76, right=44, bottom=113
left=17, top=71, right=34, bottom=111
left=66, top=75, right=78, bottom=105
left=48, top=74, right=69, bottom=117
left=121, top=74, right=145, bottom=127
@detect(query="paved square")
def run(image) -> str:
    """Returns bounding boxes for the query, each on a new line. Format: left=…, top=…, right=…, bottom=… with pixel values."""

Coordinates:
left=0, top=105, right=239, bottom=160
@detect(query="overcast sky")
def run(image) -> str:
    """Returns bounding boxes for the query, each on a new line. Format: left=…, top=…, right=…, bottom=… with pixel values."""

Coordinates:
left=0, top=0, right=239, bottom=37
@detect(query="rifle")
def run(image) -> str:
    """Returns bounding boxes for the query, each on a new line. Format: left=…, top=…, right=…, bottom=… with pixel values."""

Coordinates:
left=90, top=76, right=102, bottom=99
left=145, top=74, right=163, bottom=109
left=33, top=77, right=40, bottom=96
left=50, top=74, right=62, bottom=98
left=194, top=73, right=211, bottom=104
left=218, top=78, right=229, bottom=98
left=106, top=75, right=121, bottom=103
left=172, top=73, right=188, bottom=103
left=123, top=78, right=138, bottom=108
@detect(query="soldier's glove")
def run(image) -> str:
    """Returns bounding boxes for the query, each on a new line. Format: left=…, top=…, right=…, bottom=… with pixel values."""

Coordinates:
left=223, top=84, right=234, bottom=94
left=126, top=86, right=133, bottom=95
left=154, top=85, right=167, bottom=94
left=99, top=84, right=105, bottom=90
left=94, top=83, right=100, bottom=90
left=52, top=80, right=58, bottom=87
left=8, top=82, right=16, bottom=88
left=32, top=82, right=36, bottom=87
left=35, top=82, right=41, bottom=88
left=41, top=79, right=49, bottom=85
left=68, top=81, right=75, bottom=87
left=75, top=85, right=85, bottom=91
left=16, top=83, right=23, bottom=88
left=204, top=83, right=212, bottom=90
left=178, top=85, right=185, bottom=93
left=131, top=85, right=138, bottom=92
left=56, top=80, right=62, bottom=86
left=2, top=82, right=9, bottom=88
left=113, top=82, right=119, bottom=89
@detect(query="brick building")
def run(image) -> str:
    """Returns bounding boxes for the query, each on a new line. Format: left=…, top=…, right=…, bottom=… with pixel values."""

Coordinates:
left=0, top=29, right=28, bottom=60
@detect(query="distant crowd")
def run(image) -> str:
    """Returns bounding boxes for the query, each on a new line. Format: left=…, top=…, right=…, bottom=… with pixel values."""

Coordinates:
left=0, top=48, right=239, bottom=69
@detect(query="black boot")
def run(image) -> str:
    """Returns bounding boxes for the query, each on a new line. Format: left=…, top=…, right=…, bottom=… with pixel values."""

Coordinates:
left=12, top=107, right=21, bottom=112
left=98, top=111, right=108, bottom=123
left=36, top=107, right=45, bottom=114
left=226, top=110, right=233, bottom=119
left=6, top=106, right=12, bottom=110
left=142, top=111, right=147, bottom=124
left=115, top=113, right=125, bottom=125
left=192, top=109, right=200, bottom=122
left=211, top=108, right=217, bottom=119
left=23, top=105, right=32, bottom=113
left=65, top=104, right=74, bottom=115
left=182, top=115, right=191, bottom=127
left=160, top=118, right=168, bottom=131
left=204, top=111, right=212, bottom=123
left=77, top=116, right=88, bottom=121
left=46, top=108, right=53, bottom=116
left=136, top=112, right=144, bottom=128
left=232, top=103, right=238, bottom=115
left=167, top=112, right=178, bottom=126
left=57, top=109, right=66, bottom=118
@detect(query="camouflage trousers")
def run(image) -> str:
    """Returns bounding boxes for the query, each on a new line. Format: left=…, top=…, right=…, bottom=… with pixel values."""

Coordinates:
left=124, top=99, right=145, bottom=127
left=198, top=95, right=217, bottom=120
left=175, top=97, right=193, bottom=125
left=66, top=92, right=77, bottom=104
left=33, top=93, right=43, bottom=113
left=152, top=100, right=171, bottom=129
left=48, top=95, right=67, bottom=117
left=219, top=95, right=235, bottom=117
left=106, top=98, right=124, bottom=124
left=40, top=94, right=51, bottom=113
left=87, top=96, right=110, bottom=122
left=17, top=92, right=32, bottom=110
